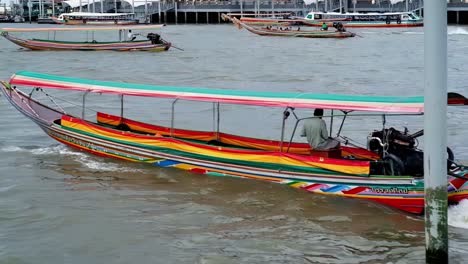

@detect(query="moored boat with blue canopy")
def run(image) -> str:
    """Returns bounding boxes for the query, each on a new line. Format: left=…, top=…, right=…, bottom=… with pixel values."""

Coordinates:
left=2, top=71, right=467, bottom=214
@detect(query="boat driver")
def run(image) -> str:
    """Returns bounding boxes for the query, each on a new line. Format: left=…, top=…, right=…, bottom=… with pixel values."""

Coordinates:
left=128, top=30, right=137, bottom=41
left=301, top=109, right=329, bottom=150
left=321, top=22, right=328, bottom=31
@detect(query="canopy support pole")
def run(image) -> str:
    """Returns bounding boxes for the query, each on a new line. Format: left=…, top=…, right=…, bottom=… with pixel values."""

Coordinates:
left=424, top=0, right=448, bottom=263
left=279, top=107, right=290, bottom=153
left=330, top=109, right=334, bottom=137
left=336, top=111, right=349, bottom=137
left=101, top=0, right=103, bottom=13
left=170, top=99, right=179, bottom=137
left=82, top=91, right=90, bottom=120
left=212, top=102, right=215, bottom=133
left=216, top=103, right=220, bottom=141
left=120, top=95, right=124, bottom=122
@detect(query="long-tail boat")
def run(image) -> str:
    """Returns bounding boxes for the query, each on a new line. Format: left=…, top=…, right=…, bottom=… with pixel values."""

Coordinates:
left=223, top=15, right=355, bottom=38
left=2, top=71, right=468, bottom=214
left=0, top=25, right=171, bottom=51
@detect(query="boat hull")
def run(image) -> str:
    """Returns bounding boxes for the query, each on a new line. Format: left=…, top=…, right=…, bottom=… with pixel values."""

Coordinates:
left=1, top=33, right=171, bottom=51
left=3, top=84, right=468, bottom=214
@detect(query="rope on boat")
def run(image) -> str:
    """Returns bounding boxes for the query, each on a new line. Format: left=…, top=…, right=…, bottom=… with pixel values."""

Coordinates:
left=38, top=88, right=68, bottom=115
left=39, top=92, right=102, bottom=115
left=12, top=88, right=40, bottom=118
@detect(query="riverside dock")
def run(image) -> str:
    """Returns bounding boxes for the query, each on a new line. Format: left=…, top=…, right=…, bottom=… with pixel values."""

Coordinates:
left=10, top=0, right=468, bottom=24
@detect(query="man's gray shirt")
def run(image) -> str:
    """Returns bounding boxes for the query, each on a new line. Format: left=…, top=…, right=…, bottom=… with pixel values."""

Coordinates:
left=300, top=118, right=328, bottom=149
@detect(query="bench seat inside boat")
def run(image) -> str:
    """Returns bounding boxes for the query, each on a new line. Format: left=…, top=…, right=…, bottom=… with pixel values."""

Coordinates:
left=95, top=112, right=312, bottom=154
left=93, top=112, right=380, bottom=160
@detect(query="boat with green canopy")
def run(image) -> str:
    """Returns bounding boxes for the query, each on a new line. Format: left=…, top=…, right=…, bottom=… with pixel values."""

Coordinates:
left=2, top=71, right=467, bottom=214
left=0, top=25, right=171, bottom=51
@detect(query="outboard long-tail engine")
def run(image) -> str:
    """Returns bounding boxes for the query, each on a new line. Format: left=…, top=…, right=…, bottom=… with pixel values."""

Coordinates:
left=368, top=128, right=424, bottom=176
left=147, top=33, right=161, bottom=44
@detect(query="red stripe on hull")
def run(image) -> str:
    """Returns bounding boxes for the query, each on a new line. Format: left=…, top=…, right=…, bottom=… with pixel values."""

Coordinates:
left=368, top=197, right=424, bottom=214
left=449, top=193, right=468, bottom=203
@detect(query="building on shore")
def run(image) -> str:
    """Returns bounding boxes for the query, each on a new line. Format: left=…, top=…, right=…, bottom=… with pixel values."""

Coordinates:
left=12, top=0, right=468, bottom=24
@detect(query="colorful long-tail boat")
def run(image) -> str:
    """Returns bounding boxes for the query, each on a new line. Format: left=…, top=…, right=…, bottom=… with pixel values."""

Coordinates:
left=0, top=25, right=171, bottom=51
left=223, top=15, right=355, bottom=38
left=2, top=71, right=467, bottom=214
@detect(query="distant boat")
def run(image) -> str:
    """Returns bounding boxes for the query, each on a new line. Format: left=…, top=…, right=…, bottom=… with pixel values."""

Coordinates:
left=0, top=25, right=172, bottom=51
left=223, top=15, right=355, bottom=38
left=302, top=11, right=424, bottom=28
left=52, top=12, right=139, bottom=26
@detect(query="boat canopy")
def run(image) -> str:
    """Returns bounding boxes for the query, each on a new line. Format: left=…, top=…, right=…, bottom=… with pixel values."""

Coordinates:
left=8, top=71, right=466, bottom=113
left=0, top=24, right=164, bottom=33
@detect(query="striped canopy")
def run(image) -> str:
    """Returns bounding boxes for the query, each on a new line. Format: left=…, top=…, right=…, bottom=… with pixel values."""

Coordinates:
left=9, top=71, right=425, bottom=113
left=1, top=24, right=164, bottom=33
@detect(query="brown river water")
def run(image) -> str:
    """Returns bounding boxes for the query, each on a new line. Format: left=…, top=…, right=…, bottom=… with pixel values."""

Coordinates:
left=0, top=23, right=468, bottom=263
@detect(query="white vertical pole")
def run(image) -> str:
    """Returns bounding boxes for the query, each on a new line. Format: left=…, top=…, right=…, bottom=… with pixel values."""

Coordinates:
left=79, top=0, right=82, bottom=12
left=52, top=0, right=55, bottom=16
left=339, top=0, right=342, bottom=13
left=28, top=0, right=31, bottom=23
left=145, top=0, right=148, bottom=21
left=271, top=0, right=273, bottom=16
left=132, top=0, right=135, bottom=14
left=424, top=0, right=448, bottom=263
left=114, top=0, right=117, bottom=13
left=93, top=0, right=95, bottom=13
left=158, top=0, right=161, bottom=24
left=100, top=0, right=103, bottom=13
left=240, top=0, right=243, bottom=18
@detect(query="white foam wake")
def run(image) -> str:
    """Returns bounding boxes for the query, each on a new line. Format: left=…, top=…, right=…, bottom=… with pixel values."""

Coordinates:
left=1, top=145, right=142, bottom=172
left=448, top=200, right=468, bottom=229
left=448, top=27, right=468, bottom=35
